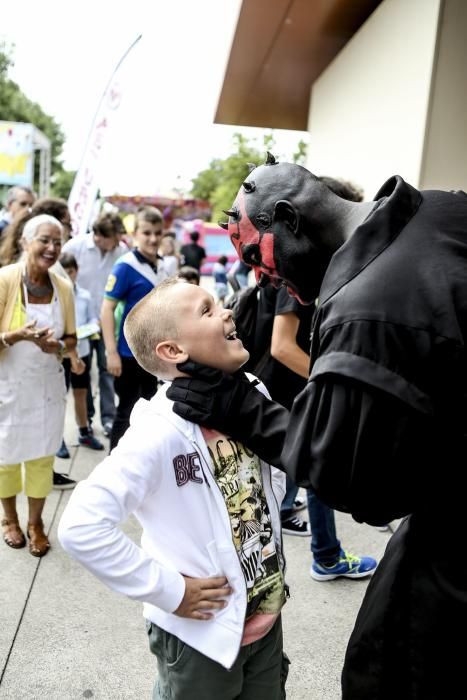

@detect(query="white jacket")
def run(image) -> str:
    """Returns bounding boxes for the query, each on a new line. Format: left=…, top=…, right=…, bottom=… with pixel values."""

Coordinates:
left=58, top=381, right=286, bottom=669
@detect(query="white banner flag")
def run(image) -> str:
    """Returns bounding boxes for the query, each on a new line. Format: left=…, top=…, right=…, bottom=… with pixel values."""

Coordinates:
left=68, top=34, right=142, bottom=236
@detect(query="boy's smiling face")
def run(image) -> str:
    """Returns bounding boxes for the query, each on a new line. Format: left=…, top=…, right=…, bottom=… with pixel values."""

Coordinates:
left=167, top=283, right=250, bottom=374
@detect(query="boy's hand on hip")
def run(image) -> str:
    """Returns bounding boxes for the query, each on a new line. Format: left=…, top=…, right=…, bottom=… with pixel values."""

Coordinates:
left=174, top=575, right=231, bottom=620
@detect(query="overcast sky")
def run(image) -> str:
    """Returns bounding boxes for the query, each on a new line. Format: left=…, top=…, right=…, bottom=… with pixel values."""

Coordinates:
left=1, top=0, right=309, bottom=196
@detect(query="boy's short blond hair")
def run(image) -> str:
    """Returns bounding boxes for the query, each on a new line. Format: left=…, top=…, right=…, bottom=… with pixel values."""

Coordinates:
left=124, top=277, right=182, bottom=377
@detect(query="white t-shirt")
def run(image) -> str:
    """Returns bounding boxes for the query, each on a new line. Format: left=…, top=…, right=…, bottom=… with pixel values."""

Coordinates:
left=62, top=233, right=126, bottom=314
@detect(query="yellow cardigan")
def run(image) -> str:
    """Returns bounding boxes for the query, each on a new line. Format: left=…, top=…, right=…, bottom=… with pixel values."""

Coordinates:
left=0, top=262, right=76, bottom=336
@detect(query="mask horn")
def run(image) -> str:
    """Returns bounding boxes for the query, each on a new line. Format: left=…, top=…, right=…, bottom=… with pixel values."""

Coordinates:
left=265, top=151, right=278, bottom=165
left=247, top=162, right=257, bottom=174
left=218, top=221, right=229, bottom=230
left=222, top=209, right=238, bottom=219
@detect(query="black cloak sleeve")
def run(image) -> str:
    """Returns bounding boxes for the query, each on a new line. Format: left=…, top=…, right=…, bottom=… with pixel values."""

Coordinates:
left=283, top=375, right=435, bottom=525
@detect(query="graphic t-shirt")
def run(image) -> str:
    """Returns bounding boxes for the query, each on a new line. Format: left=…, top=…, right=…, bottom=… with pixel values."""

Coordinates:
left=201, top=427, right=286, bottom=644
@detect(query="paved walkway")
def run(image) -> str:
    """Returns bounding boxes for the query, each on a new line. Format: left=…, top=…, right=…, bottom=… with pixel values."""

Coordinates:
left=0, top=395, right=394, bottom=699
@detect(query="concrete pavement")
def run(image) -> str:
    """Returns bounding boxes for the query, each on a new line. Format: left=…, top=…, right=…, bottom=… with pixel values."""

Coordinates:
left=0, top=395, right=394, bottom=700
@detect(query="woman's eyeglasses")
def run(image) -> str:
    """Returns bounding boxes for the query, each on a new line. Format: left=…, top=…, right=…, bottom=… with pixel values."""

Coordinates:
left=35, top=237, right=63, bottom=249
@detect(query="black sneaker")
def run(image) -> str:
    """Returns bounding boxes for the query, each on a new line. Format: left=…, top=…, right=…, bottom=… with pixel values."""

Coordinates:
left=281, top=516, right=311, bottom=537
left=53, top=471, right=77, bottom=490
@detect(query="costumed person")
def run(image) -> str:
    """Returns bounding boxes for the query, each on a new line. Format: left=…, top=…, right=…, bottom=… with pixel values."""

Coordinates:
left=167, top=154, right=467, bottom=699
left=0, top=214, right=82, bottom=557
left=254, top=175, right=377, bottom=579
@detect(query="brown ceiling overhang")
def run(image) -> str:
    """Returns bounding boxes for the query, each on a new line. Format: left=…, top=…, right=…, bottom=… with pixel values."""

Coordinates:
left=215, top=0, right=382, bottom=131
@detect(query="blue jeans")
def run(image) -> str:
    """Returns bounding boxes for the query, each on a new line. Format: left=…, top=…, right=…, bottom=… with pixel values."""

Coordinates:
left=87, top=337, right=116, bottom=427
left=280, top=476, right=300, bottom=514
left=281, top=476, right=341, bottom=565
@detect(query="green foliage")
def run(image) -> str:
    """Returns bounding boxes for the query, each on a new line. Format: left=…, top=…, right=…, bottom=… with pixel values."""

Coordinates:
left=0, top=44, right=12, bottom=78
left=51, top=169, right=76, bottom=200
left=190, top=132, right=270, bottom=223
left=0, top=42, right=66, bottom=186
left=190, top=158, right=223, bottom=202
left=190, top=132, right=308, bottom=222
left=292, top=139, right=308, bottom=165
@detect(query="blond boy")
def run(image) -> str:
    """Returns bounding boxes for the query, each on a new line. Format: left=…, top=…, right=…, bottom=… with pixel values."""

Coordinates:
left=59, top=278, right=288, bottom=699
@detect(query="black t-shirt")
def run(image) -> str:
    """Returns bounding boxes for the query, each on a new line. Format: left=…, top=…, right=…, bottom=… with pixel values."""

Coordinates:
left=180, top=242, right=206, bottom=270
left=256, top=285, right=314, bottom=409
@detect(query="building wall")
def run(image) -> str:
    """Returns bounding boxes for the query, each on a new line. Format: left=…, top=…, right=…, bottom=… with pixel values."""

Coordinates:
left=420, top=0, right=467, bottom=190
left=305, top=0, right=441, bottom=198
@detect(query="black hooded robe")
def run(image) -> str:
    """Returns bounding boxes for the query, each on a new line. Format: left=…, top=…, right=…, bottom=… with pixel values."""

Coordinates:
left=283, top=176, right=467, bottom=699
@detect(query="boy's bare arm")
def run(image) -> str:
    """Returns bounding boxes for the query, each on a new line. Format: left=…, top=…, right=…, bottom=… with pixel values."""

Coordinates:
left=101, top=297, right=121, bottom=376
left=175, top=575, right=232, bottom=620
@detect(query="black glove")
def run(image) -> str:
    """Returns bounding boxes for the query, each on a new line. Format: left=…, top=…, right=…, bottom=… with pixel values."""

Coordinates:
left=167, top=360, right=289, bottom=466
left=167, top=361, right=255, bottom=432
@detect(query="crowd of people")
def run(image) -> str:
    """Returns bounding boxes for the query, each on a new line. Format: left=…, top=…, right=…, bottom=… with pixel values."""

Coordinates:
left=0, top=188, right=247, bottom=543
left=2, top=156, right=465, bottom=699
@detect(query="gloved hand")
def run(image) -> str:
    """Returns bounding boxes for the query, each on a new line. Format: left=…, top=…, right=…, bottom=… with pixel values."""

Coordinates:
left=167, top=360, right=289, bottom=467
left=166, top=361, right=256, bottom=435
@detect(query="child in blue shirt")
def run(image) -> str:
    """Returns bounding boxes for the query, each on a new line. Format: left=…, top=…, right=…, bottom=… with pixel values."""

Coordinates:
left=101, top=206, right=168, bottom=449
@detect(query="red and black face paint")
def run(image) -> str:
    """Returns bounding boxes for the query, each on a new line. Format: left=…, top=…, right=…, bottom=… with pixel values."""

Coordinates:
left=227, top=189, right=279, bottom=286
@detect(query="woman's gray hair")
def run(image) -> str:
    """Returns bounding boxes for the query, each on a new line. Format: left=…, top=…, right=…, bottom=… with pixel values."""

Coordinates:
left=21, top=214, right=63, bottom=242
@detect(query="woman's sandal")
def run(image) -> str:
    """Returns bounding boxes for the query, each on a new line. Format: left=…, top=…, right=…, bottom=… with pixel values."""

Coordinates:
left=2, top=517, right=26, bottom=549
left=27, top=521, right=50, bottom=557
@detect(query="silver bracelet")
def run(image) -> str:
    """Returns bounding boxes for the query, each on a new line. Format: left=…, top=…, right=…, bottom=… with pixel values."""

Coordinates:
left=0, top=332, right=11, bottom=348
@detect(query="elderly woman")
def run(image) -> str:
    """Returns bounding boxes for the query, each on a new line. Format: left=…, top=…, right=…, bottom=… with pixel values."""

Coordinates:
left=0, top=214, right=80, bottom=557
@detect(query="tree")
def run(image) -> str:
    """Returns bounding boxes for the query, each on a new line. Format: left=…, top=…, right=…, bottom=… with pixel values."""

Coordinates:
left=0, top=42, right=75, bottom=192
left=292, top=139, right=308, bottom=165
left=190, top=132, right=307, bottom=223
left=51, top=169, right=77, bottom=200
left=190, top=158, right=223, bottom=202
left=190, top=132, right=273, bottom=223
